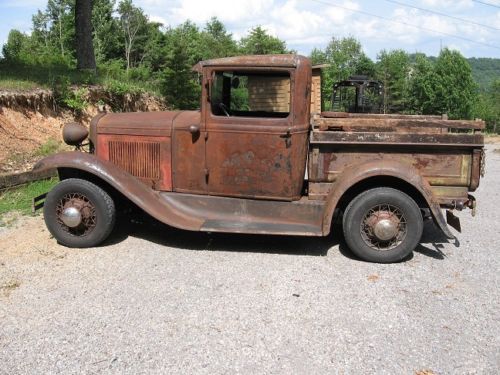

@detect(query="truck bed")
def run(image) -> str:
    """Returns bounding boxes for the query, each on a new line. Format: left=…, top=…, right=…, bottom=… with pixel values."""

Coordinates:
left=308, top=113, right=485, bottom=206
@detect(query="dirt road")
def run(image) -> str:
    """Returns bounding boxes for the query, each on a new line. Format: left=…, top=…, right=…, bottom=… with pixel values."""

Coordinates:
left=1, top=146, right=499, bottom=374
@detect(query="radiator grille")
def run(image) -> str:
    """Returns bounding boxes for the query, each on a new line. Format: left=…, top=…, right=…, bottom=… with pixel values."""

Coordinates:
left=108, top=140, right=161, bottom=179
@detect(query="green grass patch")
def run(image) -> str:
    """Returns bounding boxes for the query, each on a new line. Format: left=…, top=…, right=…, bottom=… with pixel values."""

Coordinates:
left=0, top=60, right=161, bottom=96
left=34, top=138, right=63, bottom=157
left=0, top=178, right=58, bottom=219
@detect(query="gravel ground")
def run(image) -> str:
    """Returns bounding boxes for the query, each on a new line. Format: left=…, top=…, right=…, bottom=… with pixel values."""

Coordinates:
left=1, top=146, right=499, bottom=375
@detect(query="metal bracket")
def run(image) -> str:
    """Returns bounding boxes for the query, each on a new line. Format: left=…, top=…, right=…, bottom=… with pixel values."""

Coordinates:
left=32, top=192, right=47, bottom=214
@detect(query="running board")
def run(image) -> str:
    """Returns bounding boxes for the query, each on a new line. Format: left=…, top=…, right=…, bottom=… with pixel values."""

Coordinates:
left=160, top=192, right=325, bottom=236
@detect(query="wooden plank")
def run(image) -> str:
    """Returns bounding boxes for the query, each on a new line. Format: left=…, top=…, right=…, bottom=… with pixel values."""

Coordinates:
left=347, top=113, right=443, bottom=119
left=310, top=131, right=484, bottom=147
left=0, top=168, right=57, bottom=190
left=313, top=117, right=485, bottom=130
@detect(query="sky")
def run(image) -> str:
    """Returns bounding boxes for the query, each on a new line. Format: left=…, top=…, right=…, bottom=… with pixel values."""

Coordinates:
left=0, top=0, right=499, bottom=59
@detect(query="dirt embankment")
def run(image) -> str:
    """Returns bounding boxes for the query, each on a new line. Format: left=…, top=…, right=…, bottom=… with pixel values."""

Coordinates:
left=0, top=88, right=167, bottom=173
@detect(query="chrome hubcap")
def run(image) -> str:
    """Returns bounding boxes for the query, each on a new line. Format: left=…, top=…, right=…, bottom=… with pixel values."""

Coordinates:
left=373, top=219, right=399, bottom=241
left=360, top=204, right=407, bottom=251
left=56, top=193, right=96, bottom=236
left=60, top=206, right=82, bottom=228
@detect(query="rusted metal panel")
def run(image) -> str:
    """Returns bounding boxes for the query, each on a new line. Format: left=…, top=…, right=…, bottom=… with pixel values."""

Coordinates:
left=194, top=54, right=308, bottom=70
left=311, top=150, right=472, bottom=187
left=308, top=182, right=333, bottom=200
left=469, top=149, right=482, bottom=191
left=310, top=131, right=484, bottom=147
left=202, top=60, right=311, bottom=201
left=97, top=135, right=172, bottom=191
left=171, top=111, right=205, bottom=194
left=432, top=186, right=469, bottom=204
left=318, top=159, right=456, bottom=239
left=161, top=193, right=324, bottom=236
left=97, top=111, right=176, bottom=136
left=32, top=152, right=204, bottom=231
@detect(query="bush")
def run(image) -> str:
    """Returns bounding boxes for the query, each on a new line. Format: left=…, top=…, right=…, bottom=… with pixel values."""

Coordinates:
left=51, top=77, right=88, bottom=114
left=105, top=79, right=143, bottom=96
left=35, top=138, right=62, bottom=157
left=63, top=87, right=89, bottom=113
left=128, top=66, right=151, bottom=81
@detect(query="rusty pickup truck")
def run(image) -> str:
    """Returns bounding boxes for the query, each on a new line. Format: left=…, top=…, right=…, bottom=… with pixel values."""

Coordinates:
left=33, top=55, right=485, bottom=263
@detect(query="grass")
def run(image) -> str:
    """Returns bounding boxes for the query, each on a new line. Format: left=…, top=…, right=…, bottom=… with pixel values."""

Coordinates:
left=35, top=138, right=63, bottom=157
left=0, top=178, right=58, bottom=220
left=0, top=60, right=162, bottom=96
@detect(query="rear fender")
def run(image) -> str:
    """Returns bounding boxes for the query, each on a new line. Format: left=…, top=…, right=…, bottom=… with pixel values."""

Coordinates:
left=33, top=151, right=204, bottom=231
left=322, top=159, right=455, bottom=239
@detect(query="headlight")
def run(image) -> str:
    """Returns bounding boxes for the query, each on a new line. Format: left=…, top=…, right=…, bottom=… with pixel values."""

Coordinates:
left=62, top=122, right=89, bottom=146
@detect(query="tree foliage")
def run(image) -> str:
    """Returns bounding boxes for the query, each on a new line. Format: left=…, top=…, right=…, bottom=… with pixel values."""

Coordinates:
left=376, top=49, right=410, bottom=114
left=239, top=26, right=289, bottom=55
left=0, top=0, right=497, bottom=128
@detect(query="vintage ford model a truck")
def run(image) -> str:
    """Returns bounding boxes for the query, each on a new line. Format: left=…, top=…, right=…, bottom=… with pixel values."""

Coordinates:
left=33, top=55, right=485, bottom=263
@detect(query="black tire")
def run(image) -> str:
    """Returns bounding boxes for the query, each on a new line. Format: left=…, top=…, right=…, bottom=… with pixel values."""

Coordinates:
left=342, top=187, right=423, bottom=263
left=43, top=178, right=116, bottom=248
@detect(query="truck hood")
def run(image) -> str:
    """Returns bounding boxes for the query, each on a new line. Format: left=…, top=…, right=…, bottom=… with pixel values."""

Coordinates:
left=93, top=110, right=201, bottom=137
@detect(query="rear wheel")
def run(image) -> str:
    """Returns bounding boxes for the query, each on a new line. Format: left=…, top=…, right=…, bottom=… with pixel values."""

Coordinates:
left=342, top=187, right=423, bottom=263
left=43, top=178, right=116, bottom=248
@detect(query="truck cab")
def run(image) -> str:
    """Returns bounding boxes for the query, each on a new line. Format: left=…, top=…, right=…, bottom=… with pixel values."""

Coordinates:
left=33, top=55, right=485, bottom=263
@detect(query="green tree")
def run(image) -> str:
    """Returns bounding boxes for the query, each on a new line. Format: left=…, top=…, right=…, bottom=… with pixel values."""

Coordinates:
left=118, top=0, right=148, bottom=72
left=408, top=49, right=478, bottom=119
left=432, top=48, right=478, bottom=119
left=31, top=10, right=51, bottom=51
left=161, top=22, right=203, bottom=109
left=2, top=30, right=29, bottom=61
left=199, top=17, right=238, bottom=59
left=140, top=22, right=166, bottom=72
left=311, top=36, right=368, bottom=109
left=46, top=0, right=75, bottom=57
left=92, top=0, right=121, bottom=63
left=474, top=79, right=500, bottom=132
left=408, top=53, right=436, bottom=114
left=310, top=47, right=327, bottom=65
left=376, top=49, right=410, bottom=113
left=239, top=26, right=288, bottom=55
left=356, top=54, right=376, bottom=77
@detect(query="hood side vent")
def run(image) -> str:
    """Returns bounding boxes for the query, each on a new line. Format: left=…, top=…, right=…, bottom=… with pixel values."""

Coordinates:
left=108, top=140, right=160, bottom=180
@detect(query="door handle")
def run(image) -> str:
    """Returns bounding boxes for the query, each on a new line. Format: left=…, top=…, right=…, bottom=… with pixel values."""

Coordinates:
left=189, top=124, right=200, bottom=134
left=280, top=127, right=292, bottom=148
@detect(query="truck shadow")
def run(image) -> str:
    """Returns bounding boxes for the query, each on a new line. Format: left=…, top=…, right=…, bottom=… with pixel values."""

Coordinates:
left=106, top=214, right=455, bottom=260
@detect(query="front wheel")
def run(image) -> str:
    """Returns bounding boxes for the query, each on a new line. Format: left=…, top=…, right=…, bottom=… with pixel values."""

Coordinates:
left=342, top=187, right=423, bottom=263
left=43, top=178, right=116, bottom=248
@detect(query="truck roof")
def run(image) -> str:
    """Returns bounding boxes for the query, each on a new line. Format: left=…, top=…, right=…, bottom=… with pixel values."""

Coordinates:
left=192, top=54, right=310, bottom=72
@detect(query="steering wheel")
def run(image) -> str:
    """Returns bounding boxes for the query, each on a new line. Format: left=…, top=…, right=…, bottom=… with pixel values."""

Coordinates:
left=218, top=102, right=230, bottom=117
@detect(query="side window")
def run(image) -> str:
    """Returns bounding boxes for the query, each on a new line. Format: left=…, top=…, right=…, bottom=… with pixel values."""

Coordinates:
left=211, top=71, right=290, bottom=118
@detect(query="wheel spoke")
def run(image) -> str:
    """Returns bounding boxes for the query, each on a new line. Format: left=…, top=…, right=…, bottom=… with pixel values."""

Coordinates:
left=359, top=203, right=408, bottom=251
left=56, top=192, right=96, bottom=237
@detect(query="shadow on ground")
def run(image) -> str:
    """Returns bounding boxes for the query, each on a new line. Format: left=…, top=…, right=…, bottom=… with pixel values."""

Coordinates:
left=105, top=214, right=454, bottom=261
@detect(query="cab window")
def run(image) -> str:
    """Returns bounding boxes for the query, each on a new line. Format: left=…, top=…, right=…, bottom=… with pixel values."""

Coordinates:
left=210, top=71, right=290, bottom=118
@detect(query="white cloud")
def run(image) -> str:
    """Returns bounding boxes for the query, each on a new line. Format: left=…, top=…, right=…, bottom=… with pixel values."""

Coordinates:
left=132, top=0, right=499, bottom=58
left=170, top=0, right=271, bottom=24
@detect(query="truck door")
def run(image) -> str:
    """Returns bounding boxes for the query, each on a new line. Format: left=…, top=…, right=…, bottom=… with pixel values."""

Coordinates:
left=205, top=69, right=301, bottom=200
left=172, top=111, right=207, bottom=194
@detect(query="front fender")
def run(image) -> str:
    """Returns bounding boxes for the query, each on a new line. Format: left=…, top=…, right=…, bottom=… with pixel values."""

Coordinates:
left=33, top=151, right=204, bottom=231
left=322, top=159, right=455, bottom=239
